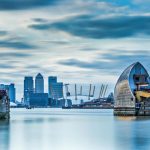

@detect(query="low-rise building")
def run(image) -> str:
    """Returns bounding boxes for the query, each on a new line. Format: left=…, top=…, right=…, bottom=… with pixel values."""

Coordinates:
left=29, top=93, right=48, bottom=107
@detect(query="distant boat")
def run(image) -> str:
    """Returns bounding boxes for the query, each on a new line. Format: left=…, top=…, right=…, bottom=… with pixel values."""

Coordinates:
left=26, top=106, right=33, bottom=109
left=62, top=106, right=72, bottom=109
left=0, top=90, right=10, bottom=119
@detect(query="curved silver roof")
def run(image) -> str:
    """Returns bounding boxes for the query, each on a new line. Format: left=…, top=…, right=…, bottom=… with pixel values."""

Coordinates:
left=114, top=62, right=150, bottom=108
left=117, top=62, right=137, bottom=84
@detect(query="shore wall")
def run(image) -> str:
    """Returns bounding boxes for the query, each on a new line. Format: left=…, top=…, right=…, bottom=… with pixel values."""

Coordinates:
left=114, top=107, right=136, bottom=116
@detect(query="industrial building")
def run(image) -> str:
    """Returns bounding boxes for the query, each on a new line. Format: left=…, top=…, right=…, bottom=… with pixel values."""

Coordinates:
left=114, top=62, right=150, bottom=116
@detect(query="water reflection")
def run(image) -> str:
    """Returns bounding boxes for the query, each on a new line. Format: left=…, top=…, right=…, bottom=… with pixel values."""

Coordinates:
left=8, top=109, right=114, bottom=150
left=0, top=120, right=10, bottom=150
left=115, top=116, right=150, bottom=121
left=1, top=109, right=150, bottom=150
left=114, top=116, right=150, bottom=150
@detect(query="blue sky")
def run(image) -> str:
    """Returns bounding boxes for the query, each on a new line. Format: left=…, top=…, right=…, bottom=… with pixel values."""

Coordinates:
left=0, top=0, right=150, bottom=99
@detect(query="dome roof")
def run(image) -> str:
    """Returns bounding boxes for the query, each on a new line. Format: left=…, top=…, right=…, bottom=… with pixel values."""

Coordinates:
left=116, top=62, right=149, bottom=88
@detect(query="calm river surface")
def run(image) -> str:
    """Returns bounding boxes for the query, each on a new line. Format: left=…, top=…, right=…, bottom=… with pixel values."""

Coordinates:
left=0, top=108, right=150, bottom=150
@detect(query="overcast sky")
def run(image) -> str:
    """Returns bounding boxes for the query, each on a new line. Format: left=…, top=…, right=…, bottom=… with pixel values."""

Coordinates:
left=0, top=0, right=150, bottom=100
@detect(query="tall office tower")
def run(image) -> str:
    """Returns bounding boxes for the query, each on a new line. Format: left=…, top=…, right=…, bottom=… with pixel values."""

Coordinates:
left=48, top=76, right=57, bottom=98
left=35, top=73, right=44, bottom=93
left=24, top=76, right=34, bottom=105
left=0, top=83, right=16, bottom=103
left=50, top=82, right=63, bottom=99
left=48, top=76, right=63, bottom=99
left=8, top=83, right=16, bottom=103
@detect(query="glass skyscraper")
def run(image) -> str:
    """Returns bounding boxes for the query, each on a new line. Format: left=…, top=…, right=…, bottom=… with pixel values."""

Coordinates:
left=35, top=73, right=44, bottom=93
left=48, top=76, right=57, bottom=98
left=48, top=76, right=63, bottom=99
left=9, top=83, right=16, bottom=103
left=24, top=76, right=34, bottom=105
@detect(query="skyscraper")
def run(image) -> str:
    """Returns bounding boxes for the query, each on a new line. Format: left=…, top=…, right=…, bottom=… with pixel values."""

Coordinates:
left=50, top=82, right=63, bottom=99
left=48, top=76, right=63, bottom=99
left=48, top=76, right=57, bottom=98
left=24, top=76, right=34, bottom=105
left=35, top=73, right=44, bottom=93
left=9, top=83, right=16, bottom=103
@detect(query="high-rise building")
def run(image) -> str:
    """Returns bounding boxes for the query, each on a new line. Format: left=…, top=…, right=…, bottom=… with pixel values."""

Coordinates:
left=48, top=76, right=57, bottom=98
left=35, top=73, right=44, bottom=93
left=8, top=83, right=16, bottom=103
left=24, top=76, right=34, bottom=105
left=0, top=83, right=16, bottom=103
left=50, top=82, right=63, bottom=99
left=48, top=76, right=63, bottom=99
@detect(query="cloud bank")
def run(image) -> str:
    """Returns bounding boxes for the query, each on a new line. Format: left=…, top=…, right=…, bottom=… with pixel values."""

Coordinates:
left=0, top=0, right=63, bottom=10
left=29, top=15, right=150, bottom=39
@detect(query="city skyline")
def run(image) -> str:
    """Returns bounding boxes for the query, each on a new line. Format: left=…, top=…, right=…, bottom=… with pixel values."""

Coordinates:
left=0, top=0, right=150, bottom=99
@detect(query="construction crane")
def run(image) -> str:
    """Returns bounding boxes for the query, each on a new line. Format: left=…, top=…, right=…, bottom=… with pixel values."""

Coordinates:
left=64, top=84, right=70, bottom=97
left=63, top=84, right=70, bottom=107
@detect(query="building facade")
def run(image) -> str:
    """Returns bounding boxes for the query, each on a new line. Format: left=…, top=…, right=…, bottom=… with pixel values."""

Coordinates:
left=48, top=76, right=57, bottom=98
left=24, top=76, right=34, bottom=105
left=50, top=82, right=63, bottom=99
left=8, top=83, right=16, bottom=103
left=35, top=73, right=44, bottom=93
left=48, top=76, right=63, bottom=99
left=29, top=93, right=48, bottom=107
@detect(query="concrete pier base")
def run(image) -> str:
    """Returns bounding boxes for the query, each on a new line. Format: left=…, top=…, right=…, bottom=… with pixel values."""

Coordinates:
left=114, top=107, right=150, bottom=116
left=114, top=107, right=136, bottom=116
left=0, top=112, right=10, bottom=120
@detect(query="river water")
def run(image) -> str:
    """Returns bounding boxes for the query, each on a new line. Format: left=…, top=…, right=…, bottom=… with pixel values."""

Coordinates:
left=0, top=108, right=150, bottom=150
